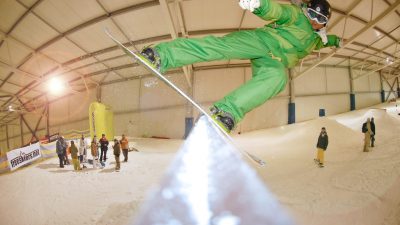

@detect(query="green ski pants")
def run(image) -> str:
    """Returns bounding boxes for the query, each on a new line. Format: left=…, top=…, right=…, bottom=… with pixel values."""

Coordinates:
left=155, top=30, right=287, bottom=123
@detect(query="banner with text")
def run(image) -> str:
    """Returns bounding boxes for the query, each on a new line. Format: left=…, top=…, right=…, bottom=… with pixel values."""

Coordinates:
left=7, top=143, right=41, bottom=171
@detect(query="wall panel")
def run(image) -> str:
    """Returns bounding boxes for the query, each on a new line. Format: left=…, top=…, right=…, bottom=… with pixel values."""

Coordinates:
left=49, top=97, right=69, bottom=126
left=68, top=89, right=96, bottom=122
left=356, top=93, right=381, bottom=109
left=194, top=68, right=245, bottom=103
left=369, top=73, right=381, bottom=92
left=326, top=67, right=350, bottom=93
left=353, top=73, right=370, bottom=92
left=140, top=72, right=187, bottom=109
left=138, top=107, right=186, bottom=139
left=113, top=113, right=140, bottom=137
left=101, top=79, right=140, bottom=112
left=296, top=94, right=349, bottom=122
left=240, top=97, right=289, bottom=133
left=295, top=67, right=326, bottom=95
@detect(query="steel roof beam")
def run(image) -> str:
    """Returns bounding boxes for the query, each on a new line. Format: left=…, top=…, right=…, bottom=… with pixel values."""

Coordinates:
left=0, top=0, right=44, bottom=49
left=36, top=1, right=159, bottom=52
left=331, top=7, right=398, bottom=43
left=0, top=1, right=160, bottom=110
left=327, top=0, right=363, bottom=33
left=159, top=0, right=192, bottom=87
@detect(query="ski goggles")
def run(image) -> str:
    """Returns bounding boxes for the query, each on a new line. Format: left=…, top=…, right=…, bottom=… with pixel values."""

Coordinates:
left=306, top=8, right=329, bottom=24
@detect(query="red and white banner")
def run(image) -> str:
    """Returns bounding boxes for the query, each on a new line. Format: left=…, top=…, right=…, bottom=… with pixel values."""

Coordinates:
left=7, top=143, right=41, bottom=171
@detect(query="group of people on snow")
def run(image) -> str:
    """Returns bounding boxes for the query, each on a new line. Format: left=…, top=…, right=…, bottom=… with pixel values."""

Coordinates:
left=56, top=134, right=131, bottom=172
left=314, top=117, right=377, bottom=168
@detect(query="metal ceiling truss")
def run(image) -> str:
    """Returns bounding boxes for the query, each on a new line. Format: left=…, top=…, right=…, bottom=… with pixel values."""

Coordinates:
left=336, top=32, right=400, bottom=69
left=0, top=0, right=161, bottom=115
left=159, top=0, right=193, bottom=88
left=347, top=25, right=400, bottom=70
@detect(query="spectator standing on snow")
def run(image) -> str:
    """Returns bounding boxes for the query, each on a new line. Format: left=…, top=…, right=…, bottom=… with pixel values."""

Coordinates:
left=362, top=118, right=372, bottom=152
left=78, top=135, right=86, bottom=163
left=65, top=142, right=71, bottom=165
left=113, top=139, right=121, bottom=171
left=370, top=117, right=376, bottom=147
left=314, top=127, right=328, bottom=168
left=91, top=136, right=100, bottom=169
left=70, top=141, right=81, bottom=171
left=56, top=136, right=67, bottom=168
left=120, top=134, right=129, bottom=162
left=99, top=134, right=109, bottom=162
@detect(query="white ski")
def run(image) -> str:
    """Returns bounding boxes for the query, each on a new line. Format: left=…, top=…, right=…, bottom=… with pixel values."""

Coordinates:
left=104, top=29, right=265, bottom=166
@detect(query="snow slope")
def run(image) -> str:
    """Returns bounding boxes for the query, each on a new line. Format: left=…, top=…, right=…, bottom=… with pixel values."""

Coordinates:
left=0, top=102, right=399, bottom=225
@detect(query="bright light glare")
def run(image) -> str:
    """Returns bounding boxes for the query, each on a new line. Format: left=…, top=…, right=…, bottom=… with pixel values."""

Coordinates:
left=386, top=57, right=394, bottom=65
left=48, top=77, right=65, bottom=95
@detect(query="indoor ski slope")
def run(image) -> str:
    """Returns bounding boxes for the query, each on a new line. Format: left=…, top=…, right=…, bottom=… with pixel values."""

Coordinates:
left=0, top=102, right=399, bottom=225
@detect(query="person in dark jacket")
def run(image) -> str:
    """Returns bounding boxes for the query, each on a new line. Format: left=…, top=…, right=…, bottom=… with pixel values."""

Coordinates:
left=99, top=134, right=109, bottom=162
left=362, top=118, right=372, bottom=152
left=315, top=127, right=328, bottom=167
left=56, top=136, right=67, bottom=168
left=113, top=139, right=121, bottom=171
left=370, top=117, right=375, bottom=147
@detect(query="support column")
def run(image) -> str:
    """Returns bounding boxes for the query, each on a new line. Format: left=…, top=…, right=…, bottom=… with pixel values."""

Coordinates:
left=46, top=104, right=50, bottom=140
left=288, top=69, right=296, bottom=124
left=184, top=68, right=194, bottom=139
left=5, top=124, right=10, bottom=151
left=349, top=63, right=356, bottom=110
left=380, top=71, right=385, bottom=102
left=96, top=85, right=102, bottom=102
left=20, top=115, right=23, bottom=146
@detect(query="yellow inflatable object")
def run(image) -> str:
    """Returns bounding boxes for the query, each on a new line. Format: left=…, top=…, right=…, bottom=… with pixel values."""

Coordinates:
left=89, top=102, right=114, bottom=140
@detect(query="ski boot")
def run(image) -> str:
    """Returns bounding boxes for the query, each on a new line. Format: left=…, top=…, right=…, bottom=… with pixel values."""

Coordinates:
left=210, top=106, right=235, bottom=133
left=138, top=46, right=161, bottom=71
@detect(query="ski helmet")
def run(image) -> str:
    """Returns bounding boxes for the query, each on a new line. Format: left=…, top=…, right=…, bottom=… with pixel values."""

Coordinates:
left=306, top=0, right=331, bottom=24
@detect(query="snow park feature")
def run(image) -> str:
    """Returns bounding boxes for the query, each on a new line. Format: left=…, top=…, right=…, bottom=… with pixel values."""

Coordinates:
left=0, top=103, right=400, bottom=224
left=89, top=102, right=115, bottom=141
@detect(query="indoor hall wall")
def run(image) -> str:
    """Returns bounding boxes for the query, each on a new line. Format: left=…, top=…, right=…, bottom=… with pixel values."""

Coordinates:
left=0, top=121, right=21, bottom=151
left=193, top=67, right=290, bottom=133
left=0, top=127, right=23, bottom=152
left=0, top=126, right=6, bottom=153
left=353, top=72, right=382, bottom=109
left=382, top=77, right=398, bottom=100
left=48, top=89, right=97, bottom=136
left=294, top=66, right=350, bottom=122
left=101, top=73, right=188, bottom=139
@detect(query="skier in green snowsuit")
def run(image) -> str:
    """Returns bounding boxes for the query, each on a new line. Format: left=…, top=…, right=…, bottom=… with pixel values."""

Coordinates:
left=140, top=0, right=341, bottom=132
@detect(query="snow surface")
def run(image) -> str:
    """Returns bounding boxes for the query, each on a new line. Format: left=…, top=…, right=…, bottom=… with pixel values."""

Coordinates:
left=0, top=102, right=399, bottom=225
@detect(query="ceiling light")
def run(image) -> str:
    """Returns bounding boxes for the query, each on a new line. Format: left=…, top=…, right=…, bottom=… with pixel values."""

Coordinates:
left=386, top=57, right=394, bottom=65
left=48, top=77, right=65, bottom=95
